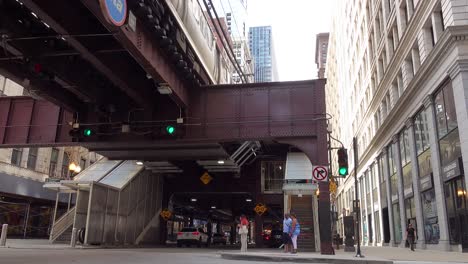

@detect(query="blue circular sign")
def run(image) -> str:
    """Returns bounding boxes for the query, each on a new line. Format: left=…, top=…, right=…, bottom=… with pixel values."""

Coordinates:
left=101, top=0, right=127, bottom=26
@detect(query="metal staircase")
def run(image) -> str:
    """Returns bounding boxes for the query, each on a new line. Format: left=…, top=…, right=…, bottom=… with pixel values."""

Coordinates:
left=290, top=195, right=316, bottom=251
left=49, top=207, right=75, bottom=243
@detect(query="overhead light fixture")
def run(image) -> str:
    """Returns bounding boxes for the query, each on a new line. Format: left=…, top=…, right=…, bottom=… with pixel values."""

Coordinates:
left=191, top=198, right=197, bottom=202
left=211, top=206, right=216, bottom=209
left=30, top=12, right=38, bottom=19
left=136, top=161, right=143, bottom=165
left=246, top=199, right=252, bottom=202
left=68, top=162, right=77, bottom=172
left=157, top=83, right=173, bottom=94
left=217, top=160, right=225, bottom=164
left=74, top=166, right=82, bottom=173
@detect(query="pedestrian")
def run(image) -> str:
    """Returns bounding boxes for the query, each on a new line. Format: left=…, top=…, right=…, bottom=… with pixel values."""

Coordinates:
left=289, top=212, right=301, bottom=254
left=406, top=223, right=417, bottom=251
left=238, top=215, right=249, bottom=252
left=282, top=213, right=292, bottom=253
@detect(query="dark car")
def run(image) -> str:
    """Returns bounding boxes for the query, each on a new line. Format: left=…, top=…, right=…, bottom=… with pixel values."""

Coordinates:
left=211, top=233, right=227, bottom=245
left=263, top=230, right=283, bottom=248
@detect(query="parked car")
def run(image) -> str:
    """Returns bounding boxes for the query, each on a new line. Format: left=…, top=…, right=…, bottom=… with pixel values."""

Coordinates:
left=177, top=227, right=209, bottom=247
left=263, top=229, right=283, bottom=248
left=211, top=233, right=227, bottom=245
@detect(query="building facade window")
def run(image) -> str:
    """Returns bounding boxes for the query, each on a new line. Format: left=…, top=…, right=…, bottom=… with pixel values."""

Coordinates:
left=11, top=148, right=23, bottom=166
left=422, top=188, right=439, bottom=244
left=61, top=154, right=70, bottom=179
left=434, top=80, right=467, bottom=245
left=27, top=148, right=38, bottom=170
left=261, top=161, right=285, bottom=193
left=49, top=148, right=59, bottom=177
left=414, top=107, right=439, bottom=244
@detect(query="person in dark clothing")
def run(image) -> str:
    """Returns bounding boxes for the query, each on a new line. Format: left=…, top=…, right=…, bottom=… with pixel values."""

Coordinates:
left=406, top=223, right=417, bottom=251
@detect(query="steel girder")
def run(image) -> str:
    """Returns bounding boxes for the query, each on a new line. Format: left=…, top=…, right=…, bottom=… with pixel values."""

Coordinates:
left=0, top=80, right=327, bottom=165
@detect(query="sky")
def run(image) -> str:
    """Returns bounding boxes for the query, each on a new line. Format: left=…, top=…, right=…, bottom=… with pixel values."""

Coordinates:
left=247, top=0, right=333, bottom=81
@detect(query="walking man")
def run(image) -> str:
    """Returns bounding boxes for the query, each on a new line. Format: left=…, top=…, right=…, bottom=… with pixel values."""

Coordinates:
left=406, top=223, right=416, bottom=251
left=282, top=213, right=292, bottom=253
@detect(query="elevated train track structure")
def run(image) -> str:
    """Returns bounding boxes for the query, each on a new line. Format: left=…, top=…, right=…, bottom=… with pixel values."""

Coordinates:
left=0, top=0, right=333, bottom=253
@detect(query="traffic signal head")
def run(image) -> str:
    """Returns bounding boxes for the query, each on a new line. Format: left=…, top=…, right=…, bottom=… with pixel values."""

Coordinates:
left=165, top=125, right=175, bottom=135
left=83, top=128, right=93, bottom=137
left=337, top=148, right=348, bottom=176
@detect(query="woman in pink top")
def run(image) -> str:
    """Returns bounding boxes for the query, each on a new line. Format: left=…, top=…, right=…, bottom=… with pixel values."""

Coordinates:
left=238, top=215, right=249, bottom=252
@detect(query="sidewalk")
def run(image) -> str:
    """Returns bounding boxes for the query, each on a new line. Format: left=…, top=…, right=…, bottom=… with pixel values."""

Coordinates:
left=220, top=246, right=468, bottom=263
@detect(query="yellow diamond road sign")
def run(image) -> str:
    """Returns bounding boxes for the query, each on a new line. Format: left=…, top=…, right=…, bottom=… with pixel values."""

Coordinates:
left=254, top=203, right=268, bottom=216
left=160, top=209, right=172, bottom=221
left=200, top=172, right=213, bottom=185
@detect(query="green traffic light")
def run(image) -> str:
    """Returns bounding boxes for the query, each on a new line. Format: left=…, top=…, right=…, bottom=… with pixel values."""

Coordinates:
left=166, top=125, right=175, bottom=135
left=339, top=167, right=348, bottom=176
left=83, top=129, right=92, bottom=137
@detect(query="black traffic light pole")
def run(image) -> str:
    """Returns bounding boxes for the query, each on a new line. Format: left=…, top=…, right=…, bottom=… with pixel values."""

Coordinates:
left=353, top=137, right=364, bottom=258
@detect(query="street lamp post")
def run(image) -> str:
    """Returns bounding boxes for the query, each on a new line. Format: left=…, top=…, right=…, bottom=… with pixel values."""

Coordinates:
left=353, top=137, right=364, bottom=258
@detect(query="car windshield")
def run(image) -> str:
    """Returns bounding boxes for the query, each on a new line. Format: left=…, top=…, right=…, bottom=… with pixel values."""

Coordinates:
left=181, top=228, right=197, bottom=232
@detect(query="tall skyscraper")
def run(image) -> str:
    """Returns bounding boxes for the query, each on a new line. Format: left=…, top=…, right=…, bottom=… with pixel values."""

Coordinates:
left=249, top=26, right=278, bottom=82
left=327, top=0, right=468, bottom=252
left=315, top=33, right=329, bottom=79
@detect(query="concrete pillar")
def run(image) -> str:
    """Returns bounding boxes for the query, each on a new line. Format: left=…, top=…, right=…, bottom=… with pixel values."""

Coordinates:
left=363, top=173, right=370, bottom=246
left=313, top=194, right=321, bottom=252
left=423, top=96, right=450, bottom=250
left=405, top=119, right=426, bottom=249
left=382, top=148, right=396, bottom=246
left=70, top=228, right=77, bottom=247
left=375, top=160, right=385, bottom=245
left=369, top=165, right=377, bottom=246
left=393, top=136, right=407, bottom=248
left=449, top=60, right=468, bottom=202
left=0, top=224, right=7, bottom=247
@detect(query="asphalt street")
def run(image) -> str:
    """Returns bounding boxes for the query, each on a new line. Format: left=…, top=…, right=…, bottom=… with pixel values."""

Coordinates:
left=0, top=247, right=466, bottom=264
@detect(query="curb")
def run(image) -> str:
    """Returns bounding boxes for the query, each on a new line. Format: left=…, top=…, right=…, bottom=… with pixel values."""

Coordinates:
left=220, top=253, right=394, bottom=264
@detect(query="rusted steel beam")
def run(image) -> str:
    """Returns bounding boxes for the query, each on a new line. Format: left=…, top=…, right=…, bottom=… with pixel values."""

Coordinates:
left=186, top=80, right=328, bottom=142
left=20, top=0, right=152, bottom=108
left=0, top=80, right=327, bottom=167
left=0, top=97, right=72, bottom=145
left=80, top=0, right=190, bottom=108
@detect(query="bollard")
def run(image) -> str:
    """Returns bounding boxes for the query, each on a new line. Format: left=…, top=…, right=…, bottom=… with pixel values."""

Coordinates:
left=70, top=228, right=77, bottom=248
left=0, top=224, right=8, bottom=247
